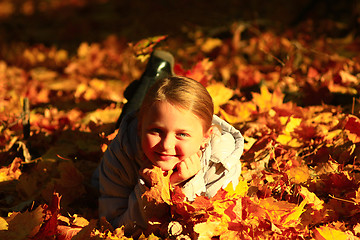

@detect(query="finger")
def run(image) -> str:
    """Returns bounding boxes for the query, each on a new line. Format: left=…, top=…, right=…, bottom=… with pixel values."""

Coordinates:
left=197, top=149, right=203, bottom=158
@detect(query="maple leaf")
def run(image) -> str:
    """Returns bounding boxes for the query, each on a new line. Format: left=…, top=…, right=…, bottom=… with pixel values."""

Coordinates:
left=223, top=179, right=249, bottom=199
left=41, top=161, right=86, bottom=207
left=206, top=83, right=234, bottom=114
left=171, top=187, right=213, bottom=224
left=286, top=165, right=310, bottom=184
left=175, top=58, right=214, bottom=86
left=0, top=206, right=45, bottom=240
left=313, top=225, right=350, bottom=240
left=250, top=197, right=306, bottom=228
left=252, top=85, right=284, bottom=113
left=0, top=157, right=22, bottom=183
left=56, top=225, right=83, bottom=240
left=344, top=115, right=360, bottom=143
left=219, top=100, right=257, bottom=124
left=235, top=64, right=263, bottom=88
left=298, top=186, right=324, bottom=211
left=30, top=192, right=61, bottom=239
left=193, top=221, right=227, bottom=240
left=142, top=166, right=172, bottom=222
left=276, top=116, right=303, bottom=147
left=130, top=35, right=167, bottom=61
left=200, top=38, right=223, bottom=53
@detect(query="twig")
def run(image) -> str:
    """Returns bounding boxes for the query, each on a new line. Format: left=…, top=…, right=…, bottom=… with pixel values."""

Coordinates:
left=22, top=97, right=30, bottom=139
left=329, top=194, right=358, bottom=205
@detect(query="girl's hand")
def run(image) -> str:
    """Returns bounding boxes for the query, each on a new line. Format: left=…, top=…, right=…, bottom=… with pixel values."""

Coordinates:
left=139, top=158, right=156, bottom=188
left=170, top=150, right=202, bottom=186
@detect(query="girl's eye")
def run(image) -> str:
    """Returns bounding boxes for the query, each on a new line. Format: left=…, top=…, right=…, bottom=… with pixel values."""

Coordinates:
left=177, top=133, right=189, bottom=138
left=148, top=128, right=162, bottom=134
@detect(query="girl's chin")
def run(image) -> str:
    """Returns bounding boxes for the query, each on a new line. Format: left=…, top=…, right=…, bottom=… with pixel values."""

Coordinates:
left=155, top=163, right=177, bottom=172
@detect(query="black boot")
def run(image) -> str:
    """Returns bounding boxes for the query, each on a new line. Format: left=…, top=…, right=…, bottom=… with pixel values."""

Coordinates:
left=116, top=50, right=174, bottom=128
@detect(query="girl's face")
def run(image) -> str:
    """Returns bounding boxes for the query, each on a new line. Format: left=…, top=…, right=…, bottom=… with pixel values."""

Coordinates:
left=140, top=101, right=211, bottom=171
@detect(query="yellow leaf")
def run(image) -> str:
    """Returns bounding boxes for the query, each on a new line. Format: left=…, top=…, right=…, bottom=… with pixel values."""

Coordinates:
left=339, top=70, right=358, bottom=84
left=78, top=42, right=89, bottom=58
left=224, top=179, right=248, bottom=198
left=286, top=166, right=310, bottom=184
left=201, top=38, right=223, bottom=53
left=313, top=226, right=349, bottom=240
left=55, top=49, right=68, bottom=63
left=324, top=129, right=342, bottom=142
left=282, top=199, right=307, bottom=226
left=284, top=117, right=302, bottom=133
left=89, top=78, right=106, bottom=91
left=207, top=83, right=234, bottom=114
left=82, top=108, right=121, bottom=125
left=194, top=221, right=227, bottom=240
left=276, top=116, right=303, bottom=147
left=0, top=158, right=22, bottom=183
left=252, top=85, right=284, bottom=112
left=299, top=186, right=324, bottom=211
left=276, top=134, right=292, bottom=145
left=219, top=100, right=256, bottom=123
left=0, top=217, right=8, bottom=230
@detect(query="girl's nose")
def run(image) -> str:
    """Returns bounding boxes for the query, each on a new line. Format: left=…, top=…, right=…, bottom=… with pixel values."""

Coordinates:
left=161, top=135, right=175, bottom=150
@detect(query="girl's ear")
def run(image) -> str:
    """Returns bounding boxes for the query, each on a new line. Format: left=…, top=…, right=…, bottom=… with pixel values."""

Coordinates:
left=201, top=125, right=214, bottom=148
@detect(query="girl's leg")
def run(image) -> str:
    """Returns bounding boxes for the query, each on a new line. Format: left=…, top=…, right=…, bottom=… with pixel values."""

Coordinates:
left=116, top=50, right=174, bottom=128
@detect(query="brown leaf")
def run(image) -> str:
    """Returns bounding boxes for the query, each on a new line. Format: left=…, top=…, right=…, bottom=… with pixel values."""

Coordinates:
left=0, top=206, right=45, bottom=240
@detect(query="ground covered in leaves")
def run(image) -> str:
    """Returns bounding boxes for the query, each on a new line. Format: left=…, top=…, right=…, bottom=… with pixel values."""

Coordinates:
left=1, top=2, right=360, bottom=239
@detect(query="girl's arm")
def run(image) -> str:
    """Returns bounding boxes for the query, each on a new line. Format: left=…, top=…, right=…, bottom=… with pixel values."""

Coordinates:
left=98, top=136, right=148, bottom=231
left=169, top=150, right=202, bottom=186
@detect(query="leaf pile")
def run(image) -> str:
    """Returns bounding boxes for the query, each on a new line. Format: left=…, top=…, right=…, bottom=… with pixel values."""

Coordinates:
left=1, top=19, right=360, bottom=239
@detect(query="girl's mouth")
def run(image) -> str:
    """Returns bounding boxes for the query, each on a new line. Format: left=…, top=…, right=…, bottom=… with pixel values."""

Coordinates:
left=155, top=152, right=177, bottom=161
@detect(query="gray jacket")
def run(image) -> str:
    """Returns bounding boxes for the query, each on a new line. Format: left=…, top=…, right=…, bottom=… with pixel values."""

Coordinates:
left=97, top=112, right=244, bottom=229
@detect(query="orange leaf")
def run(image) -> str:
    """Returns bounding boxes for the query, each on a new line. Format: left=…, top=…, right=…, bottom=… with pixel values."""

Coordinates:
left=286, top=165, right=310, bottom=184
left=131, top=35, right=167, bottom=60
left=252, top=85, right=284, bottom=112
left=194, top=221, right=227, bottom=240
left=142, top=166, right=172, bottom=221
left=175, top=59, right=213, bottom=86
left=313, top=226, right=349, bottom=240
left=219, top=100, right=256, bottom=123
left=252, top=197, right=306, bottom=228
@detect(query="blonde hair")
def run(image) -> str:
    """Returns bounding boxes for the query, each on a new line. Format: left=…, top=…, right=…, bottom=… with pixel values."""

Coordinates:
left=138, top=76, right=214, bottom=132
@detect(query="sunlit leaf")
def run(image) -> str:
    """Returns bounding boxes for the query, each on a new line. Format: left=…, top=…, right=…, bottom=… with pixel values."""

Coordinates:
left=252, top=85, right=284, bottom=112
left=0, top=158, right=22, bottom=183
left=313, top=225, right=349, bottom=240
left=207, top=83, right=233, bottom=114
left=200, top=38, right=223, bottom=53
left=219, top=100, right=256, bottom=123
left=299, top=186, right=324, bottom=211
left=194, top=221, right=226, bottom=240
left=286, top=165, right=310, bottom=184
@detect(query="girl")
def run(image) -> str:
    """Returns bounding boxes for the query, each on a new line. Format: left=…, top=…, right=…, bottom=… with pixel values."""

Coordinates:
left=98, top=75, right=244, bottom=232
